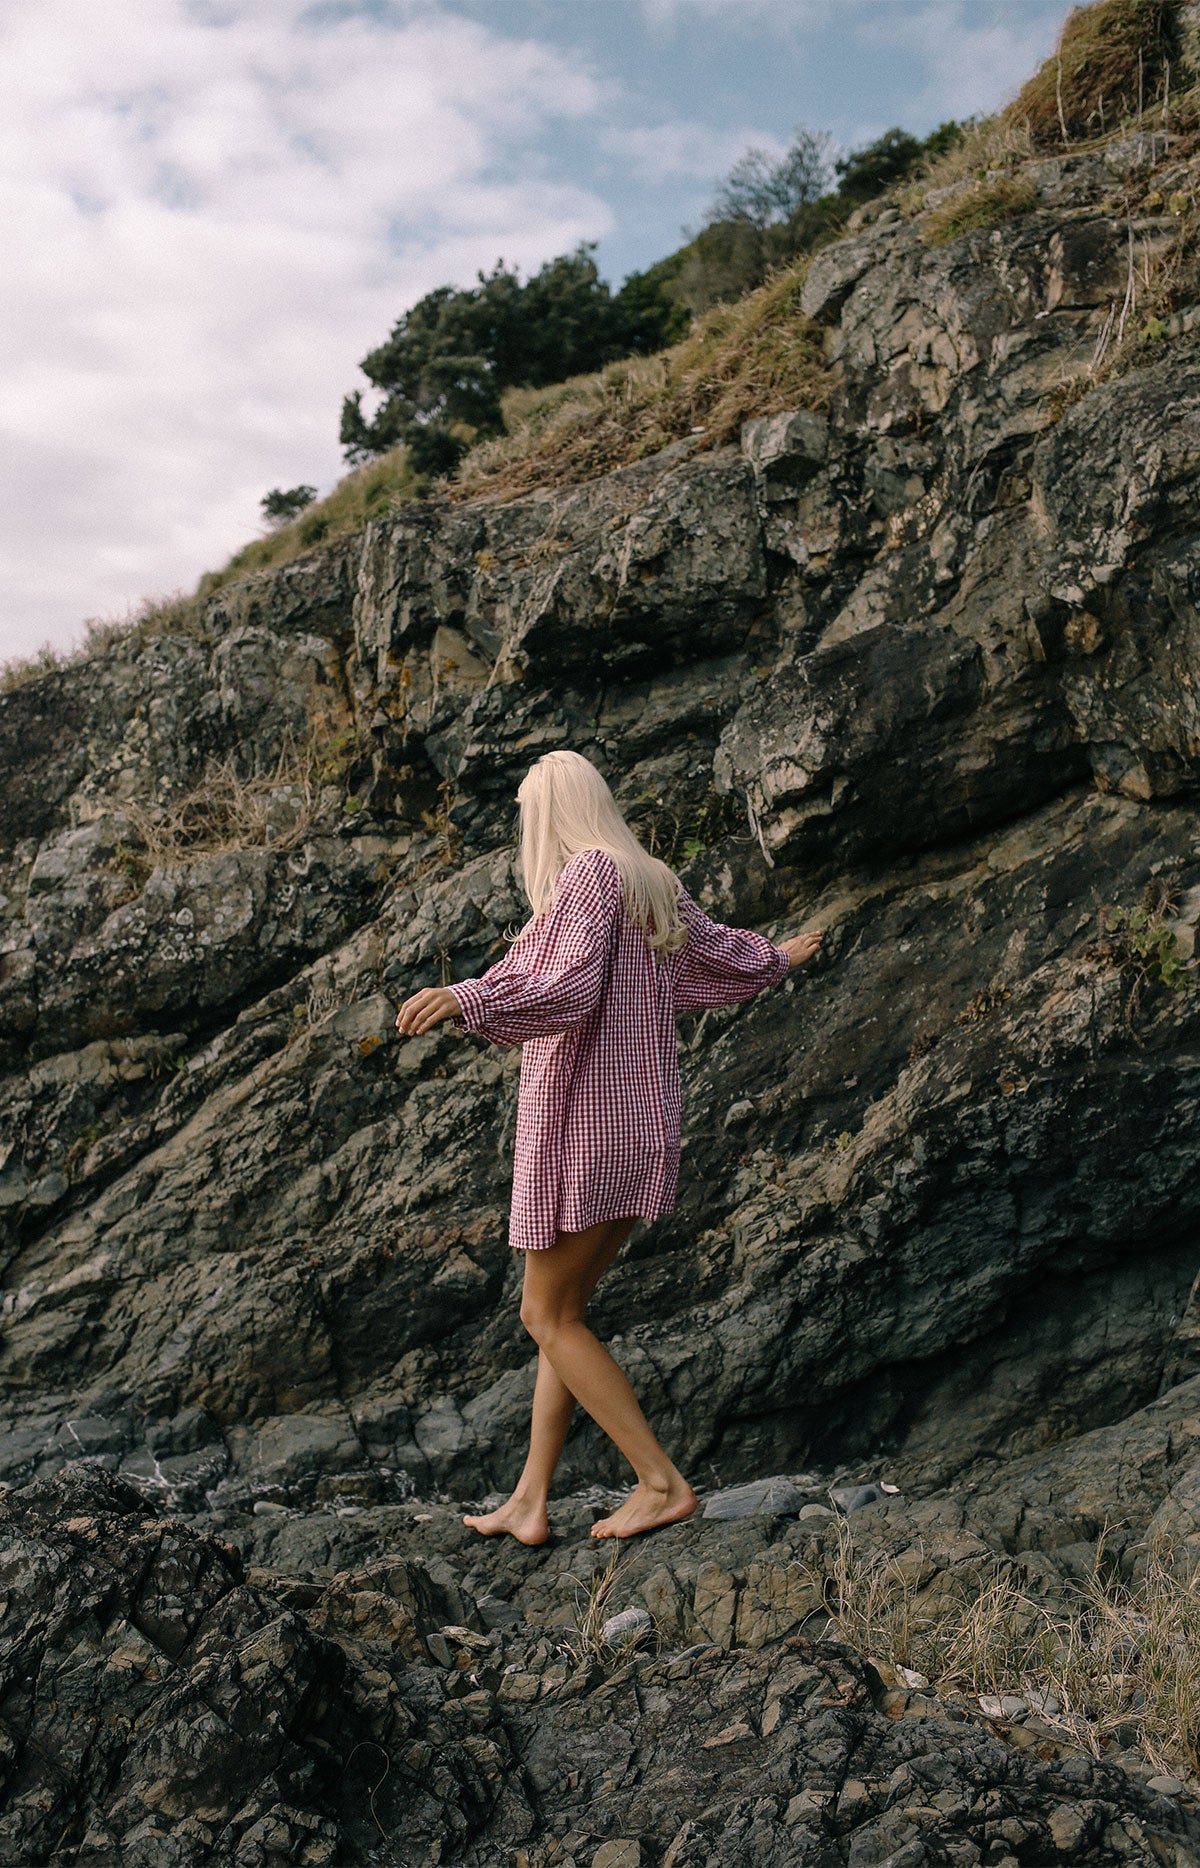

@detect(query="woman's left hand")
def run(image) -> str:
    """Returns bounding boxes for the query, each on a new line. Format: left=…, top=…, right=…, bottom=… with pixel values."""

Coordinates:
left=395, top=986, right=463, bottom=1036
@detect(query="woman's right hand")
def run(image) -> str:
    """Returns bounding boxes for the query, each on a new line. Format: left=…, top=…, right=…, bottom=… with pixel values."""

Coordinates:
left=780, top=928, right=824, bottom=969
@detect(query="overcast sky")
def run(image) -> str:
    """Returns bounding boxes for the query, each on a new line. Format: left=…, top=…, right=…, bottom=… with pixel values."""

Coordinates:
left=1, top=0, right=1073, bottom=661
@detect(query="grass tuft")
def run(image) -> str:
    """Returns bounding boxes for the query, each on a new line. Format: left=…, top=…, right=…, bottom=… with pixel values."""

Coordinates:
left=921, top=174, right=1040, bottom=245
left=195, top=449, right=421, bottom=601
left=803, top=1510, right=1200, bottom=1780
left=1004, top=0, right=1177, bottom=149
left=106, top=725, right=373, bottom=888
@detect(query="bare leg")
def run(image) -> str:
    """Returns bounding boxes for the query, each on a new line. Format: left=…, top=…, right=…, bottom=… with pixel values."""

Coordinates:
left=463, top=1216, right=632, bottom=1544
left=519, top=1221, right=697, bottom=1542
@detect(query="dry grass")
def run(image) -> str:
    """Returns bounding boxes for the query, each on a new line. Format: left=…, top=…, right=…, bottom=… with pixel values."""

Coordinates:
left=1043, top=193, right=1200, bottom=419
left=920, top=174, right=1040, bottom=245
left=0, top=592, right=206, bottom=696
left=453, top=257, right=832, bottom=503
left=1005, top=0, right=1177, bottom=149
left=805, top=1510, right=1200, bottom=1780
left=196, top=449, right=420, bottom=601
left=107, top=725, right=372, bottom=887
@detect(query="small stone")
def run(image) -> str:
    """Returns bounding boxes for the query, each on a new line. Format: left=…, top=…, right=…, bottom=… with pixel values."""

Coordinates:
left=591, top=1842, right=642, bottom=1868
left=784, top=1790, right=829, bottom=1824
left=1048, top=1804, right=1087, bottom=1852
left=701, top=1476, right=811, bottom=1521
left=702, top=1721, right=752, bottom=1748
left=252, top=1498, right=286, bottom=1514
left=723, top=1099, right=755, bottom=1129
left=797, top=1503, right=834, bottom=1522
left=600, top=1607, right=653, bottom=1647
left=498, top=1670, right=541, bottom=1703
left=1147, top=1775, right=1184, bottom=1795
left=999, top=1694, right=1028, bottom=1717
left=829, top=1483, right=884, bottom=1514
left=897, top=1665, right=929, bottom=1689
left=978, top=1694, right=1004, bottom=1717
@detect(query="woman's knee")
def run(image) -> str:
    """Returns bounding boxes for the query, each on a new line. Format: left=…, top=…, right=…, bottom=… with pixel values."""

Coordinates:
left=519, top=1292, right=581, bottom=1344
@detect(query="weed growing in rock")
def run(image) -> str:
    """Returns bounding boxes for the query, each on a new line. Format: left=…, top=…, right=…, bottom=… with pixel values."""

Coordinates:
left=803, top=1511, right=1200, bottom=1779
left=624, top=782, right=748, bottom=873
left=920, top=175, right=1040, bottom=245
left=1080, top=877, right=1195, bottom=1037
left=954, top=983, right=1013, bottom=1025
left=561, top=1545, right=626, bottom=1667
left=106, top=732, right=330, bottom=885
left=421, top=773, right=463, bottom=868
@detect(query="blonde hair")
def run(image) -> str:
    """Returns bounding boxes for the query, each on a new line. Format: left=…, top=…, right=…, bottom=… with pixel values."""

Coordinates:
left=516, top=750, right=688, bottom=959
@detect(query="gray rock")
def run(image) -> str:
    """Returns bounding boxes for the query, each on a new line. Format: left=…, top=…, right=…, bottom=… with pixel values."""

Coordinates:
left=829, top=1484, right=886, bottom=1514
left=600, top=1607, right=654, bottom=1647
left=701, top=1476, right=812, bottom=1520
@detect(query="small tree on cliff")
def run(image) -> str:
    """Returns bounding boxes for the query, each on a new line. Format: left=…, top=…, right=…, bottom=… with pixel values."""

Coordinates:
left=339, top=245, right=686, bottom=467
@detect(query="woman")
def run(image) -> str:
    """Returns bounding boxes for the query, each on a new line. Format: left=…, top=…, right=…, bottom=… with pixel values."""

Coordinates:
left=395, top=750, right=823, bottom=1545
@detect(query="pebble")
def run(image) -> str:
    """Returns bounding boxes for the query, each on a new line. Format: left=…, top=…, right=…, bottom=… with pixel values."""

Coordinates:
left=1147, top=1775, right=1184, bottom=1796
left=600, top=1608, right=653, bottom=1647
left=829, top=1483, right=885, bottom=1514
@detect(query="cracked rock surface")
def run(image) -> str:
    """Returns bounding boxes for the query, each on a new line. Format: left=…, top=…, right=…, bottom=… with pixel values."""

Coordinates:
left=3, top=120, right=1200, bottom=1864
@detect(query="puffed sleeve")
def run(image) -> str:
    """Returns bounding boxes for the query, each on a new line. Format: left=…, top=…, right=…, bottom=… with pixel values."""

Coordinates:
left=450, top=849, right=616, bottom=1046
left=670, top=884, right=790, bottom=1013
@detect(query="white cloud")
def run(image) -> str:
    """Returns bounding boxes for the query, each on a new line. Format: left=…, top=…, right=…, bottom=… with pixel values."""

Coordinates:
left=0, top=0, right=611, bottom=659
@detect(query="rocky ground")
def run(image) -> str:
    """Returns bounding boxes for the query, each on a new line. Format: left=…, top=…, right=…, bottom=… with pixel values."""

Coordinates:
left=3, top=78, right=1200, bottom=1868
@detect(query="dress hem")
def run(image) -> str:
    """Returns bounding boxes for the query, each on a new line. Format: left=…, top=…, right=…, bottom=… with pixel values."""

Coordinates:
left=510, top=1194, right=677, bottom=1251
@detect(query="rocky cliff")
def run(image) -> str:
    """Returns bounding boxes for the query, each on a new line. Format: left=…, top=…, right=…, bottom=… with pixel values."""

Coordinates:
left=3, top=97, right=1200, bottom=1868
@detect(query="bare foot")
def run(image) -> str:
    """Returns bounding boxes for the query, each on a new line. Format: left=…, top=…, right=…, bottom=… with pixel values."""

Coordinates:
left=462, top=1496, right=549, bottom=1546
left=590, top=1475, right=698, bottom=1540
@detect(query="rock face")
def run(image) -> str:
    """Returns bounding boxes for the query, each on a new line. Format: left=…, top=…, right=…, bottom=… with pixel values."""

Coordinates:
left=3, top=122, right=1200, bottom=1862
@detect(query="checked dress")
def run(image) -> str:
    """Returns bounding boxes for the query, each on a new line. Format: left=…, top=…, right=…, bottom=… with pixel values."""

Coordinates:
left=449, top=847, right=791, bottom=1251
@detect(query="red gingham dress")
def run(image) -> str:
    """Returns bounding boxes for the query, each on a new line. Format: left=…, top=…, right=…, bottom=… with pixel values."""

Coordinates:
left=449, top=847, right=791, bottom=1251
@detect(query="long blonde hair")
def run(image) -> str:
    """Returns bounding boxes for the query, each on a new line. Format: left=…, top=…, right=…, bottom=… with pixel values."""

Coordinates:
left=516, top=750, right=688, bottom=959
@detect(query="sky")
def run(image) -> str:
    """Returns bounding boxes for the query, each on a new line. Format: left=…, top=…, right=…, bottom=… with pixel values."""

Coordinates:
left=1, top=0, right=1075, bottom=661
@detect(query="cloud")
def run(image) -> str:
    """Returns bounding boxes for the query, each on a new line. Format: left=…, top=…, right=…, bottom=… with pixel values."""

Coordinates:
left=0, top=0, right=612, bottom=659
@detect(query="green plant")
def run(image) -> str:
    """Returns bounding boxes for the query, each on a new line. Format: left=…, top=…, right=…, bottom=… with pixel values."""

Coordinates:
left=340, top=244, right=684, bottom=463
left=1081, top=878, right=1195, bottom=1036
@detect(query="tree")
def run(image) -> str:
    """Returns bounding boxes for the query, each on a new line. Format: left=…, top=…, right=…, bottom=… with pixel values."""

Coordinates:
left=706, top=128, right=835, bottom=229
left=340, top=245, right=686, bottom=466
left=261, top=485, right=317, bottom=527
left=834, top=123, right=964, bottom=204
